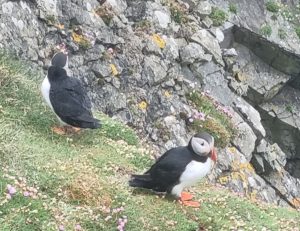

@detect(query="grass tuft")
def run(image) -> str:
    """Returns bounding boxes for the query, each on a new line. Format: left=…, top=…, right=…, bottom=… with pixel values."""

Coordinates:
left=229, top=3, right=237, bottom=14
left=260, top=24, right=272, bottom=37
left=186, top=91, right=237, bottom=148
left=266, top=1, right=280, bottom=13
left=209, top=7, right=228, bottom=26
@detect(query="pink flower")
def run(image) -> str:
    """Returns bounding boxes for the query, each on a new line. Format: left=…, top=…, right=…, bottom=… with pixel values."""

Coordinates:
left=58, top=225, right=65, bottom=231
left=23, top=191, right=30, bottom=197
left=107, top=48, right=114, bottom=54
left=75, top=224, right=82, bottom=230
left=7, top=184, right=16, bottom=195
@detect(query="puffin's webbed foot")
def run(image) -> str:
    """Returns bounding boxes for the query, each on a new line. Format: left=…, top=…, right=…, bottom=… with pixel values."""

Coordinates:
left=51, top=126, right=81, bottom=135
left=64, top=126, right=81, bottom=134
left=181, top=192, right=193, bottom=201
left=179, top=192, right=200, bottom=208
left=51, top=126, right=67, bottom=135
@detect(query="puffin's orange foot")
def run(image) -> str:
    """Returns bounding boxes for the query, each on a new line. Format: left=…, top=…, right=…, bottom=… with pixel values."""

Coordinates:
left=181, top=200, right=200, bottom=208
left=63, top=126, right=81, bottom=134
left=51, top=126, right=67, bottom=135
left=72, top=127, right=81, bottom=133
left=181, top=192, right=193, bottom=201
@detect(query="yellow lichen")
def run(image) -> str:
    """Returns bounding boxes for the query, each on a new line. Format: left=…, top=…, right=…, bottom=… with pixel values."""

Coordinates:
left=228, top=146, right=237, bottom=155
left=218, top=176, right=229, bottom=184
left=72, top=32, right=83, bottom=43
left=110, top=64, right=119, bottom=76
left=152, top=34, right=166, bottom=49
left=138, top=101, right=148, bottom=110
left=164, top=91, right=172, bottom=98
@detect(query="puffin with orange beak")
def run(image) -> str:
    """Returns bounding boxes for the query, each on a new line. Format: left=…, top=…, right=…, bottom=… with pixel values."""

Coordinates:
left=129, top=132, right=217, bottom=207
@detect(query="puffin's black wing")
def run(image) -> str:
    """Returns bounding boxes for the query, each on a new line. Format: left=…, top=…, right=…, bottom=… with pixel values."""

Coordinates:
left=129, top=147, right=192, bottom=192
left=50, top=77, right=100, bottom=128
left=147, top=147, right=192, bottom=192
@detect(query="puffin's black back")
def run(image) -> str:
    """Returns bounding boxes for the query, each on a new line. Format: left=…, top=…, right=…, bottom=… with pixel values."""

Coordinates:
left=48, top=66, right=100, bottom=129
left=130, top=146, right=208, bottom=193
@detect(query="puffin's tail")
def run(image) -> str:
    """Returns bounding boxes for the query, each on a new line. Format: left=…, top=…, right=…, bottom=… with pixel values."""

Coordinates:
left=129, top=174, right=153, bottom=189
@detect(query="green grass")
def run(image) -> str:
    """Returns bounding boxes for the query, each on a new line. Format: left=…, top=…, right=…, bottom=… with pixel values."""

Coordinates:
left=209, top=7, right=228, bottom=26
left=295, top=26, right=300, bottom=39
left=229, top=3, right=237, bottom=14
left=278, top=28, right=287, bottom=39
left=260, top=24, right=272, bottom=37
left=162, top=0, right=188, bottom=24
left=0, top=52, right=300, bottom=230
left=266, top=1, right=280, bottom=13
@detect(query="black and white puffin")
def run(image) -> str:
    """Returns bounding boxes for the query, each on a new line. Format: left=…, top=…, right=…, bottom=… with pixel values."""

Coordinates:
left=41, top=52, right=101, bottom=134
left=129, top=132, right=217, bottom=207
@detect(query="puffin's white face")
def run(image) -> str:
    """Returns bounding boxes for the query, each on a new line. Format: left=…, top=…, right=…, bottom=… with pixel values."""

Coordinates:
left=191, top=136, right=214, bottom=155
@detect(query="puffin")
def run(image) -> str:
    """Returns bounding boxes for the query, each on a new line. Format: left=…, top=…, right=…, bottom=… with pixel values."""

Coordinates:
left=129, top=132, right=217, bottom=207
left=41, top=52, right=101, bottom=134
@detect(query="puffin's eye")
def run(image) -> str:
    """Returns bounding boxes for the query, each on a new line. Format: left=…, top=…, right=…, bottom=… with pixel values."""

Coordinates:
left=201, top=142, right=204, bottom=146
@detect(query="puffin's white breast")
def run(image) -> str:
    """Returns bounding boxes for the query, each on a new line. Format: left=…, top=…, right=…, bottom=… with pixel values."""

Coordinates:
left=41, top=76, right=53, bottom=110
left=179, top=158, right=212, bottom=187
left=171, top=159, right=212, bottom=197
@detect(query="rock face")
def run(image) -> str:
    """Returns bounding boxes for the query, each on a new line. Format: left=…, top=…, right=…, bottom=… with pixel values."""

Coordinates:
left=1, top=0, right=300, bottom=209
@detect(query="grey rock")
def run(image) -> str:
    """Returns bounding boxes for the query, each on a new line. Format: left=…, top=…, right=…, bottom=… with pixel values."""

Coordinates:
left=153, top=10, right=170, bottom=29
left=234, top=43, right=291, bottom=104
left=163, top=37, right=179, bottom=61
left=142, top=55, right=168, bottom=85
left=258, top=86, right=300, bottom=166
left=233, top=26, right=300, bottom=76
left=202, top=16, right=213, bottom=29
left=91, top=62, right=111, bottom=78
left=143, top=38, right=162, bottom=57
left=191, top=29, right=224, bottom=66
left=180, top=42, right=211, bottom=64
left=252, top=139, right=287, bottom=174
left=211, top=28, right=225, bottom=43
left=232, top=112, right=257, bottom=161
left=106, top=0, right=127, bottom=13
left=195, top=1, right=212, bottom=17
left=233, top=98, right=266, bottom=138
left=223, top=48, right=238, bottom=57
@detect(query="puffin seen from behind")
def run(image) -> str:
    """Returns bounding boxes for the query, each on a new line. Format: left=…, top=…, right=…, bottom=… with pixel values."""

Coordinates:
left=41, top=52, right=101, bottom=134
left=129, top=132, right=217, bottom=207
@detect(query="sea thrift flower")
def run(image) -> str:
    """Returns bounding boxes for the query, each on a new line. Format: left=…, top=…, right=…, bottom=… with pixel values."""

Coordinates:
left=117, top=216, right=128, bottom=231
left=7, top=184, right=16, bottom=195
left=23, top=191, right=30, bottom=197
left=75, top=224, right=82, bottom=230
left=58, top=225, right=65, bottom=231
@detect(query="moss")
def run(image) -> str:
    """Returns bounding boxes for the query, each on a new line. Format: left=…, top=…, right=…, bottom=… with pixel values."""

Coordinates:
left=209, top=7, right=228, bottom=26
left=162, top=0, right=188, bottom=24
left=95, top=5, right=114, bottom=25
left=278, top=28, right=287, bottom=39
left=266, top=1, right=280, bottom=13
left=229, top=3, right=237, bottom=14
left=45, top=15, right=56, bottom=25
left=133, top=20, right=152, bottom=32
left=260, top=24, right=272, bottom=37
left=295, top=26, right=300, bottom=39
left=186, top=91, right=237, bottom=148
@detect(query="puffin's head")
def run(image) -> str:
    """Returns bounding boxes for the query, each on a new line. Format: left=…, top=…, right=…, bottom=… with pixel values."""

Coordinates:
left=189, top=132, right=217, bottom=162
left=47, top=66, right=67, bottom=81
left=51, top=52, right=68, bottom=68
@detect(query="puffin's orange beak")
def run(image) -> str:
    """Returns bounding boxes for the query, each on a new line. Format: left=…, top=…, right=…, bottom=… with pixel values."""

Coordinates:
left=211, top=148, right=217, bottom=162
